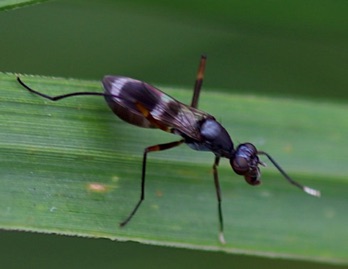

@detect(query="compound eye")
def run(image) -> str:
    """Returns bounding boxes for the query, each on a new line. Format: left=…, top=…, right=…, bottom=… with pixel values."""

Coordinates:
left=231, top=156, right=249, bottom=175
left=231, top=143, right=262, bottom=185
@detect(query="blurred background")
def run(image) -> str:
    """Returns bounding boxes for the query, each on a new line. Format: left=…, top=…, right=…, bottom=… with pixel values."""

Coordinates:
left=0, top=0, right=346, bottom=268
left=1, top=0, right=347, bottom=101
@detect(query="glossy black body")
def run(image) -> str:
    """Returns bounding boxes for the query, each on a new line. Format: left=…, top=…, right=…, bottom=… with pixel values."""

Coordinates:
left=103, top=75, right=261, bottom=186
left=103, top=76, right=234, bottom=155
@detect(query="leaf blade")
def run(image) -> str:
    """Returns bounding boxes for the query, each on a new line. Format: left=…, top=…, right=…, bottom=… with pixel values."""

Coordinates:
left=0, top=0, right=50, bottom=11
left=0, top=73, right=347, bottom=264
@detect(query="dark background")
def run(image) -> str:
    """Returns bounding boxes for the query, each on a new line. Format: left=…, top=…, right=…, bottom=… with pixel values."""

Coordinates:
left=1, top=0, right=347, bottom=268
left=1, top=0, right=347, bottom=102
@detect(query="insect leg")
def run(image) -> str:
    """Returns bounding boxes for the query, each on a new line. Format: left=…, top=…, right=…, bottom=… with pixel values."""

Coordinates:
left=120, top=139, right=184, bottom=227
left=17, top=77, right=106, bottom=101
left=212, top=155, right=226, bottom=244
left=190, top=55, right=207, bottom=109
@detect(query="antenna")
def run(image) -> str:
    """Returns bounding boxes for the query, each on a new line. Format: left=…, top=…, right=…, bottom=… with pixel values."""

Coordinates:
left=257, top=151, right=321, bottom=197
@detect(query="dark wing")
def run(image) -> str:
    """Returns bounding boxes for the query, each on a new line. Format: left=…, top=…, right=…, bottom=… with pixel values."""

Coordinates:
left=144, top=88, right=210, bottom=140
left=103, top=76, right=212, bottom=141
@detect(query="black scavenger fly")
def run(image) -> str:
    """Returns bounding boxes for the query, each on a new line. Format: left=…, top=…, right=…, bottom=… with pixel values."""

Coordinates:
left=17, top=56, right=320, bottom=243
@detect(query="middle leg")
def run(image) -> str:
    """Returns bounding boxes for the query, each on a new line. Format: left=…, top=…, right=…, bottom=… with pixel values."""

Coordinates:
left=120, top=139, right=184, bottom=227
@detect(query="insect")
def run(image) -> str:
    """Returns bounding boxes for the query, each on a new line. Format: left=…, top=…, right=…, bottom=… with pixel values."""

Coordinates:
left=17, top=55, right=320, bottom=243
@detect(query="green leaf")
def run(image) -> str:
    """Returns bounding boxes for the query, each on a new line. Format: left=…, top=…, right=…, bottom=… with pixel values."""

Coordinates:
left=0, top=0, right=49, bottom=11
left=0, top=73, right=347, bottom=265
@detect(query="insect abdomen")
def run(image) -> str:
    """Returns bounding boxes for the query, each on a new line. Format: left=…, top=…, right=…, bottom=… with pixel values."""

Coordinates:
left=103, top=76, right=158, bottom=128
